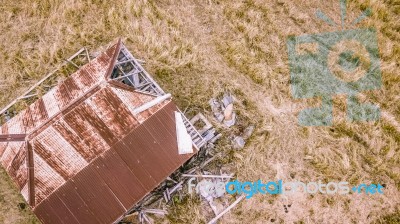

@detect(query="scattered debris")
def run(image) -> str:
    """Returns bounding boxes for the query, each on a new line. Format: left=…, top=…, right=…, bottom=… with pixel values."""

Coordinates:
left=182, top=174, right=233, bottom=179
left=232, top=125, right=255, bottom=149
left=121, top=94, right=247, bottom=223
left=210, top=133, right=222, bottom=144
left=138, top=211, right=154, bottom=224
left=185, top=153, right=221, bottom=176
left=207, top=194, right=246, bottom=224
left=222, top=93, right=234, bottom=108
left=223, top=104, right=236, bottom=127
left=189, top=112, right=221, bottom=150
left=209, top=99, right=224, bottom=122
left=243, top=125, right=255, bottom=139
left=196, top=180, right=215, bottom=199
left=65, top=58, right=80, bottom=69
left=141, top=209, right=168, bottom=216
left=163, top=181, right=184, bottom=203
left=166, top=177, right=177, bottom=184
left=18, top=93, right=38, bottom=100
left=209, top=199, right=225, bottom=216
left=193, top=175, right=231, bottom=217
left=163, top=189, right=170, bottom=203
left=209, top=93, right=236, bottom=127
left=114, top=83, right=257, bottom=223
left=136, top=59, right=146, bottom=64
left=202, top=128, right=217, bottom=142
left=131, top=208, right=169, bottom=224
left=233, top=136, right=245, bottom=149
left=190, top=113, right=213, bottom=135
left=208, top=200, right=219, bottom=216
left=222, top=93, right=236, bottom=127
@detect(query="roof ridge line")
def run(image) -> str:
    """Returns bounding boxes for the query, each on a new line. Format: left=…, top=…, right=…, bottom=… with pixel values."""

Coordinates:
left=26, top=39, right=122, bottom=140
left=104, top=38, right=122, bottom=80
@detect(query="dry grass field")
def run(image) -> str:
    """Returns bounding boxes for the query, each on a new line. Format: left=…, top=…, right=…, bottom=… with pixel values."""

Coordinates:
left=0, top=0, right=399, bottom=223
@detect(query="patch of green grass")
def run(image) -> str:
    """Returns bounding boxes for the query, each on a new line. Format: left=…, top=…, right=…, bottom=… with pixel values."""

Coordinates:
left=382, top=124, right=400, bottom=145
left=332, top=123, right=369, bottom=148
left=374, top=210, right=400, bottom=224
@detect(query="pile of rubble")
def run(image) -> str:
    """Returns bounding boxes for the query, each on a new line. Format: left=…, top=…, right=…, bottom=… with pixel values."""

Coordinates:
left=209, top=93, right=255, bottom=149
left=209, top=93, right=236, bottom=127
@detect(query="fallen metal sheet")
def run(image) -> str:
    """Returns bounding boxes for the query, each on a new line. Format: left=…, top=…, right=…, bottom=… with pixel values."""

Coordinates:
left=175, top=112, right=193, bottom=155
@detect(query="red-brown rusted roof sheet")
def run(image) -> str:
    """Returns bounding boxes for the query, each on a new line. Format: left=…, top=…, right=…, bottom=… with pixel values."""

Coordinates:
left=0, top=42, right=196, bottom=224
left=33, top=100, right=195, bottom=224
left=0, top=43, right=118, bottom=208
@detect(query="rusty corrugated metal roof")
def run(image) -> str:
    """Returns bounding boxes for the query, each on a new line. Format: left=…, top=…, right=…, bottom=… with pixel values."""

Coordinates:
left=33, top=101, right=194, bottom=224
left=0, top=40, right=196, bottom=224
left=0, top=43, right=119, bottom=206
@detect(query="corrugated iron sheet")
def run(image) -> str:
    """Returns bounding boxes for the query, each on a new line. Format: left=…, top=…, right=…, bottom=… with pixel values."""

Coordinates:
left=29, top=99, right=49, bottom=128
left=33, top=126, right=87, bottom=179
left=34, top=101, right=195, bottom=224
left=29, top=83, right=172, bottom=207
left=0, top=41, right=196, bottom=224
left=52, top=117, right=100, bottom=162
left=1, top=142, right=25, bottom=174
left=0, top=142, right=7, bottom=158
left=0, top=44, right=117, bottom=172
left=85, top=87, right=139, bottom=137
left=5, top=112, right=24, bottom=134
left=34, top=191, right=81, bottom=224
left=21, top=183, right=29, bottom=203
left=7, top=145, right=27, bottom=189
left=33, top=152, right=66, bottom=205
left=1, top=120, right=8, bottom=134
left=91, top=149, right=148, bottom=208
left=23, top=108, right=35, bottom=133
left=42, top=88, right=61, bottom=118
left=61, top=102, right=112, bottom=151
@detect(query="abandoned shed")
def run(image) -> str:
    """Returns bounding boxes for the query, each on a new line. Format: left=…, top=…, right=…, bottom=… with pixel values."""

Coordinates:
left=0, top=40, right=205, bottom=223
